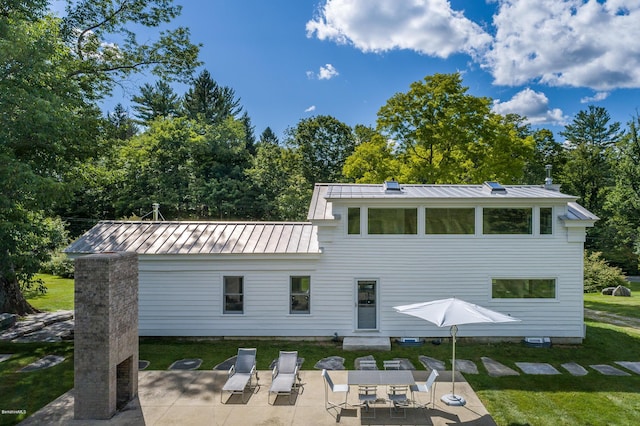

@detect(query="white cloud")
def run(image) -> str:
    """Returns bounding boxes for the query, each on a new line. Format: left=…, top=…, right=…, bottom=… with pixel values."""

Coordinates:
left=484, top=0, right=640, bottom=90
left=306, top=0, right=491, bottom=58
left=305, top=105, right=317, bottom=113
left=492, top=88, right=568, bottom=126
left=318, top=63, right=339, bottom=80
left=306, top=64, right=339, bottom=80
left=580, top=91, right=610, bottom=103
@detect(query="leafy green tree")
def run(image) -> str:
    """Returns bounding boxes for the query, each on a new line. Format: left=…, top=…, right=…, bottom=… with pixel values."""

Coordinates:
left=132, top=81, right=181, bottom=123
left=559, top=106, right=623, bottom=215
left=285, top=115, right=356, bottom=185
left=599, top=113, right=640, bottom=273
left=0, top=0, right=200, bottom=314
left=343, top=132, right=399, bottom=183
left=183, top=69, right=242, bottom=124
left=522, top=128, right=566, bottom=185
left=376, top=73, right=534, bottom=184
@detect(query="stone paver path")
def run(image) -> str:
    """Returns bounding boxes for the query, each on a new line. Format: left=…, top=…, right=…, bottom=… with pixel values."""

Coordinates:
left=19, top=355, right=65, bottom=372
left=139, top=360, right=150, bottom=370
left=419, top=355, right=446, bottom=371
left=481, top=357, right=520, bottom=376
left=455, top=359, right=478, bottom=374
left=590, top=364, right=631, bottom=376
left=615, top=361, right=640, bottom=374
left=516, top=362, right=561, bottom=375
left=561, top=362, right=589, bottom=376
left=313, top=356, right=345, bottom=370
left=168, top=358, right=202, bottom=370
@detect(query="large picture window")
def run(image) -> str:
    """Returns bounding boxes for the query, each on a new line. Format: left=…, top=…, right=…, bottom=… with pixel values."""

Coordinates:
left=224, top=276, right=243, bottom=314
left=290, top=276, right=310, bottom=314
left=368, top=208, right=417, bottom=234
left=483, top=208, right=532, bottom=234
left=492, top=278, right=556, bottom=299
left=425, top=208, right=475, bottom=234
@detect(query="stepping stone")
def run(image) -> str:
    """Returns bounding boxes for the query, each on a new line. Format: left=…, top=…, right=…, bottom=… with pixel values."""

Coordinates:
left=615, top=362, right=640, bottom=374
left=213, top=356, right=237, bottom=371
left=394, top=357, right=416, bottom=370
left=19, top=355, right=65, bottom=372
left=590, top=364, right=631, bottom=376
left=139, top=360, right=150, bottom=370
left=314, top=356, right=345, bottom=370
left=516, top=362, right=561, bottom=375
left=455, top=359, right=478, bottom=374
left=481, top=357, right=520, bottom=376
left=0, top=354, right=12, bottom=363
left=354, top=355, right=377, bottom=370
left=562, top=362, right=588, bottom=376
left=419, top=355, right=446, bottom=371
left=168, top=358, right=202, bottom=370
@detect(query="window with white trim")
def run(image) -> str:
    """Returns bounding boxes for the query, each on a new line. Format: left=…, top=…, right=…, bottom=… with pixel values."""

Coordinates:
left=224, top=276, right=243, bottom=314
left=492, top=278, right=556, bottom=299
left=290, top=276, right=310, bottom=314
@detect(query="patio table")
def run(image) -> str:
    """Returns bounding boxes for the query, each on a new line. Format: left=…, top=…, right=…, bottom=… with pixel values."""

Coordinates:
left=347, top=370, right=415, bottom=386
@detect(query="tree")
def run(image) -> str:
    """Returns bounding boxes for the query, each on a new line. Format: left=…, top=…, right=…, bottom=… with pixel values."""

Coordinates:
left=376, top=73, right=534, bottom=184
left=183, top=69, right=242, bottom=124
left=522, top=127, right=566, bottom=185
left=285, top=115, right=356, bottom=185
left=132, top=81, right=181, bottom=123
left=258, top=127, right=280, bottom=146
left=343, top=131, right=399, bottom=183
left=560, top=106, right=623, bottom=216
left=0, top=0, right=200, bottom=314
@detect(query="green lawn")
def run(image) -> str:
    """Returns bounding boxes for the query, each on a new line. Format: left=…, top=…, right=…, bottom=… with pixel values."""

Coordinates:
left=3, top=274, right=640, bottom=425
left=584, top=280, right=640, bottom=319
left=24, top=274, right=74, bottom=312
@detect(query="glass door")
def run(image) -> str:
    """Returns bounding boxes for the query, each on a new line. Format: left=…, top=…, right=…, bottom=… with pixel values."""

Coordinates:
left=357, top=280, right=377, bottom=329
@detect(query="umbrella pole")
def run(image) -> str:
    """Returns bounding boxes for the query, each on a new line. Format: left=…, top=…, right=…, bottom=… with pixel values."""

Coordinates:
left=441, top=325, right=466, bottom=406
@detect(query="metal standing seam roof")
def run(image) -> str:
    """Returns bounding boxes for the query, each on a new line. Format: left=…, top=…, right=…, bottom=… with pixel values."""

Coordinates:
left=64, top=221, right=320, bottom=255
left=308, top=183, right=581, bottom=221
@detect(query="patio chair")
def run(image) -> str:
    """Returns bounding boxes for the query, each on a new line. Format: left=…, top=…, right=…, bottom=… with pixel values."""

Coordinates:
left=410, top=369, right=439, bottom=410
left=268, top=350, right=302, bottom=404
left=220, top=348, right=259, bottom=403
left=387, top=384, right=410, bottom=418
left=357, top=359, right=378, bottom=370
left=358, top=385, right=378, bottom=419
left=321, top=369, right=349, bottom=413
left=383, top=359, right=401, bottom=370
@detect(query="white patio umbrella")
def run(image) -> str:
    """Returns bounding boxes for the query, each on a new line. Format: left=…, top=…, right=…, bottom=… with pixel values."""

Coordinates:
left=394, top=298, right=520, bottom=406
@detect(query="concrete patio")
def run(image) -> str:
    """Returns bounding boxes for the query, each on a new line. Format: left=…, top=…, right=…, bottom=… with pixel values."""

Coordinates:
left=20, top=369, right=495, bottom=425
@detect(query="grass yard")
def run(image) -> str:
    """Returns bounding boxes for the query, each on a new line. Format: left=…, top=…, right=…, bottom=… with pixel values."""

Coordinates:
left=584, top=281, right=640, bottom=320
left=2, top=274, right=640, bottom=425
left=24, top=274, right=74, bottom=312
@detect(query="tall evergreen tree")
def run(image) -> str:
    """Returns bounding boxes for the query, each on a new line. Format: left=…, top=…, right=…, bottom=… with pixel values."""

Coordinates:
left=132, top=81, right=181, bottom=123
left=183, top=69, right=242, bottom=124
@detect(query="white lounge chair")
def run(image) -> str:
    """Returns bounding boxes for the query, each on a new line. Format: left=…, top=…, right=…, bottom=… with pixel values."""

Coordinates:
left=268, top=350, right=302, bottom=404
left=221, top=348, right=259, bottom=403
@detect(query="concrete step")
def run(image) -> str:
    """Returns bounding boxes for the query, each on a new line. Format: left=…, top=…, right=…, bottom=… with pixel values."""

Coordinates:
left=342, top=336, right=391, bottom=351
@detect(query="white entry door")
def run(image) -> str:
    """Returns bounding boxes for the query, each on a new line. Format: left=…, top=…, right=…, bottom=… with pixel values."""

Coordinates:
left=356, top=280, right=377, bottom=330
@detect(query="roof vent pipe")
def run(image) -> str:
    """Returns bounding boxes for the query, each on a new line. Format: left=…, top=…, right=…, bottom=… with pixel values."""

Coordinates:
left=152, top=203, right=160, bottom=221
left=544, top=165, right=561, bottom=191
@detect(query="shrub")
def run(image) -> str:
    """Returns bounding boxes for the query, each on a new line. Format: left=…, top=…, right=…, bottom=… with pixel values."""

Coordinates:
left=583, top=251, right=627, bottom=293
left=41, top=253, right=75, bottom=278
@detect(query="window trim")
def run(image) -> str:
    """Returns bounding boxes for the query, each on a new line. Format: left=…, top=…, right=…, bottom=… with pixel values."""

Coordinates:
left=490, top=277, right=558, bottom=301
left=290, top=275, right=311, bottom=315
left=482, top=207, right=533, bottom=236
left=223, top=276, right=244, bottom=314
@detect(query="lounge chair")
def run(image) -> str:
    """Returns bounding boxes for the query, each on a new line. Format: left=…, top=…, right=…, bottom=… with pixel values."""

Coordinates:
left=268, top=350, right=302, bottom=404
left=220, top=348, right=259, bottom=403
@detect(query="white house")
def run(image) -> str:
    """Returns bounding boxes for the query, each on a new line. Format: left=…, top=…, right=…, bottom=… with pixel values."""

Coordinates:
left=65, top=181, right=598, bottom=343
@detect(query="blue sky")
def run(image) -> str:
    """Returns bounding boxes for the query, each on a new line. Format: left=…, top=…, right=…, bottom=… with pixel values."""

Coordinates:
left=56, top=1, right=640, bottom=141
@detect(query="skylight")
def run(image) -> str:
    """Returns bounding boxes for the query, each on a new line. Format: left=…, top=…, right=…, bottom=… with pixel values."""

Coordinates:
left=484, top=181, right=507, bottom=194
left=384, top=180, right=402, bottom=192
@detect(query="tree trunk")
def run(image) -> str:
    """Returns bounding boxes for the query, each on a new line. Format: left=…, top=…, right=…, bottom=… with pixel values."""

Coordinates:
left=0, top=275, right=39, bottom=315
